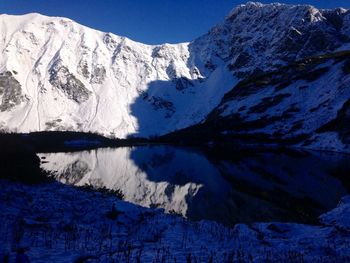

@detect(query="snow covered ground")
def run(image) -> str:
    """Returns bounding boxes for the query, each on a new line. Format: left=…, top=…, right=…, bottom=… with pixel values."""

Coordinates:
left=1, top=180, right=350, bottom=262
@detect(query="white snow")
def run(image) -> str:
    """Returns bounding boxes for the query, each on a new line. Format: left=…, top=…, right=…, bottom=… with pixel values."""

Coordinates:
left=2, top=179, right=350, bottom=262
left=0, top=2, right=349, bottom=139
left=0, top=13, right=237, bottom=138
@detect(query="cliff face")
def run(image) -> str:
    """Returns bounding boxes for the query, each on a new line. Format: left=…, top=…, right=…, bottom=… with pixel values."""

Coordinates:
left=1, top=3, right=350, bottom=152
left=0, top=12, right=235, bottom=138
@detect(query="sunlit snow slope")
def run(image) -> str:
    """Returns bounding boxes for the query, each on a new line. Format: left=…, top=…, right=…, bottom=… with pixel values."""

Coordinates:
left=1, top=2, right=350, bottom=139
left=0, top=13, right=236, bottom=137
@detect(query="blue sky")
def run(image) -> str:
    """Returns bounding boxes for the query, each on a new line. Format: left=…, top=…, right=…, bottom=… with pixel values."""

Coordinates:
left=0, top=0, right=349, bottom=44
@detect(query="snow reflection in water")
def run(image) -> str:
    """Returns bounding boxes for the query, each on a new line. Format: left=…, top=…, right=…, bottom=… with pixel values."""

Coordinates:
left=39, top=146, right=350, bottom=226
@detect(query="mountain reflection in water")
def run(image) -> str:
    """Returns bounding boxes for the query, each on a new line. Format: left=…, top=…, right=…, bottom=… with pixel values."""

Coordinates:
left=39, top=146, right=350, bottom=226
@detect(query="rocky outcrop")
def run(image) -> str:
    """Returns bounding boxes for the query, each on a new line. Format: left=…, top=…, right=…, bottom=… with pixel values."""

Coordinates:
left=49, top=61, right=91, bottom=103
left=0, top=71, right=23, bottom=111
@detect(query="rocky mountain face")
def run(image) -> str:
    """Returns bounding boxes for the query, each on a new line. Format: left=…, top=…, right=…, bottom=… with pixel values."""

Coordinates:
left=0, top=12, right=234, bottom=138
left=201, top=51, right=350, bottom=153
left=1, top=2, right=350, bottom=151
left=165, top=3, right=350, bottom=153
left=193, top=2, right=350, bottom=77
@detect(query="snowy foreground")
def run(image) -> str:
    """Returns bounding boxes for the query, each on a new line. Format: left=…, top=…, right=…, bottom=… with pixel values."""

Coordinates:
left=1, top=180, right=350, bottom=262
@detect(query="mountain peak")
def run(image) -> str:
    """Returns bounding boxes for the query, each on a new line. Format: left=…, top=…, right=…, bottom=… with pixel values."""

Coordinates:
left=226, top=1, right=350, bottom=22
left=193, top=1, right=350, bottom=78
left=227, top=2, right=322, bottom=19
left=0, top=3, right=350, bottom=150
left=0, top=12, right=74, bottom=23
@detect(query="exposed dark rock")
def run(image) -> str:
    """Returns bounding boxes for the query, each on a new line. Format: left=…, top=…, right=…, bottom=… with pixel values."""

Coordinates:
left=204, top=61, right=217, bottom=71
left=248, top=94, right=291, bottom=114
left=289, top=121, right=304, bottom=134
left=342, top=58, right=350, bottom=74
left=302, top=67, right=329, bottom=82
left=322, top=8, right=346, bottom=30
left=229, top=51, right=252, bottom=69
left=218, top=51, right=350, bottom=111
left=45, top=119, right=63, bottom=130
left=78, top=60, right=90, bottom=78
left=139, top=90, right=149, bottom=100
left=195, top=4, right=350, bottom=77
left=152, top=46, right=166, bottom=58
left=281, top=105, right=300, bottom=119
left=174, top=77, right=194, bottom=91
left=221, top=74, right=274, bottom=100
left=299, top=85, right=309, bottom=90
left=267, top=223, right=290, bottom=234
left=146, top=96, right=175, bottom=118
left=317, top=99, right=350, bottom=144
left=0, top=71, right=24, bottom=111
left=90, top=65, right=106, bottom=84
left=283, top=105, right=301, bottom=114
left=49, top=61, right=91, bottom=103
left=300, top=29, right=342, bottom=58
left=309, top=99, right=331, bottom=113
left=160, top=51, right=350, bottom=149
left=103, top=33, right=117, bottom=50
left=275, top=27, right=305, bottom=60
left=238, top=106, right=246, bottom=112
left=190, top=67, right=201, bottom=78
left=274, top=81, right=293, bottom=92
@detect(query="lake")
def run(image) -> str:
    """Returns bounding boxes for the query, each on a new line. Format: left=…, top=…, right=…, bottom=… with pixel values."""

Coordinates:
left=38, top=145, right=350, bottom=226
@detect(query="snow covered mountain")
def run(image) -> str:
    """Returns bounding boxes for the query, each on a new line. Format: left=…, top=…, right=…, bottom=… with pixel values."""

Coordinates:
left=0, top=12, right=235, bottom=137
left=1, top=2, right=350, bottom=144
left=203, top=51, right=350, bottom=153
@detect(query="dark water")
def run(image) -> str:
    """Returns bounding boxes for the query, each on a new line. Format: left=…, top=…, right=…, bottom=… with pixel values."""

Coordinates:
left=39, top=145, right=350, bottom=226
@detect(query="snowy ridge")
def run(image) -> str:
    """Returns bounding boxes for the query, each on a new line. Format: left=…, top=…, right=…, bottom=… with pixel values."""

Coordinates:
left=203, top=51, right=350, bottom=153
left=194, top=2, right=350, bottom=77
left=0, top=3, right=350, bottom=140
left=0, top=13, right=236, bottom=138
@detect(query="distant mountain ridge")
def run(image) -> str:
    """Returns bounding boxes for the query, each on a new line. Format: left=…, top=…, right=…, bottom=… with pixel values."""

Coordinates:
left=1, top=2, right=350, bottom=151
